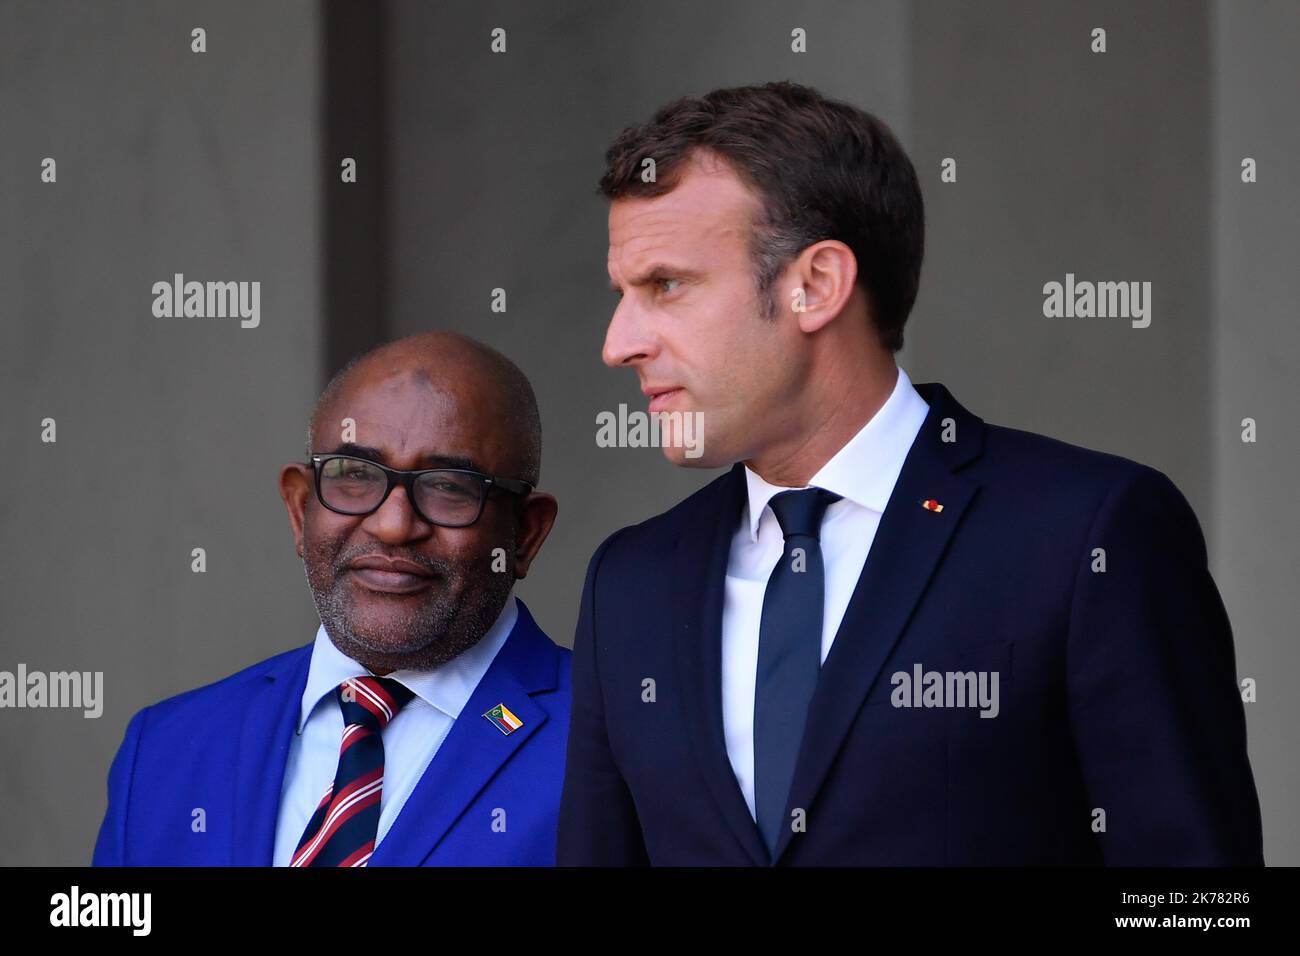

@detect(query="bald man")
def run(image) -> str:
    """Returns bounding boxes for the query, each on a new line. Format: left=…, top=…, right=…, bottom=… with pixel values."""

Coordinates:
left=93, top=332, right=568, bottom=867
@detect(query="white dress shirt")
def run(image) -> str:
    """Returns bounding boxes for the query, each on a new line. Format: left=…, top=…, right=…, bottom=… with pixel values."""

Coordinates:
left=271, top=594, right=518, bottom=865
left=721, top=365, right=930, bottom=820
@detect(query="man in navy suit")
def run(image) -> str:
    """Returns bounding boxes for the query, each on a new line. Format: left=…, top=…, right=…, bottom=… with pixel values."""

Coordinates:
left=558, top=81, right=1264, bottom=865
left=94, top=331, right=568, bottom=866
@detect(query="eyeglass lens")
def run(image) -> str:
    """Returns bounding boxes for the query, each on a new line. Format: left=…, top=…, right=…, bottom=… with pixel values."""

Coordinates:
left=318, top=457, right=484, bottom=525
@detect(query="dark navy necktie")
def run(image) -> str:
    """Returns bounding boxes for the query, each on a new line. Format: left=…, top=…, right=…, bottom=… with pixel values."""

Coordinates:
left=291, top=675, right=415, bottom=867
left=753, top=486, right=842, bottom=857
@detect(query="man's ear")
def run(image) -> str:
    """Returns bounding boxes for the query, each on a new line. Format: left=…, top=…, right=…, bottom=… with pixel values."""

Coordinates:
left=788, top=239, right=858, bottom=334
left=512, top=492, right=558, bottom=580
left=279, top=463, right=313, bottom=558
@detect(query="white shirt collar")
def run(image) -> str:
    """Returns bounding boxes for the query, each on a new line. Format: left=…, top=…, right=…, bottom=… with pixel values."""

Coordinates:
left=742, top=365, right=930, bottom=541
left=296, top=593, right=519, bottom=734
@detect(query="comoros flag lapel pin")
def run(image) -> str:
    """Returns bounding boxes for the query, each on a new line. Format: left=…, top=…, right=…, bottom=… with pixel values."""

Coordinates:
left=484, top=702, right=524, bottom=735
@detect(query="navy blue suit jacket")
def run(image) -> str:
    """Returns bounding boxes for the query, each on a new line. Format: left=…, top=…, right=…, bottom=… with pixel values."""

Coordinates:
left=558, top=382, right=1264, bottom=865
left=94, top=599, right=570, bottom=866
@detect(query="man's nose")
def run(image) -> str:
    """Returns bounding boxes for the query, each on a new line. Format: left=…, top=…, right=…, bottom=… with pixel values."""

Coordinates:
left=602, top=296, right=658, bottom=369
left=360, top=485, right=431, bottom=544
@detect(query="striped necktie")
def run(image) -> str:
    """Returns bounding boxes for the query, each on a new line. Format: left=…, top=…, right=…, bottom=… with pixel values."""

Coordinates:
left=291, top=675, right=415, bottom=867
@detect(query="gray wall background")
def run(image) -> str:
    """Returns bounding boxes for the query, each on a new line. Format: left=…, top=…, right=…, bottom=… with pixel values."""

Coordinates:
left=1211, top=0, right=1299, bottom=870
left=0, top=0, right=323, bottom=864
left=1, top=0, right=1294, bottom=865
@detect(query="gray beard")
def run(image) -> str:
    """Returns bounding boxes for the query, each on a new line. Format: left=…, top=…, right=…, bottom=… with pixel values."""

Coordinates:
left=303, top=544, right=514, bottom=673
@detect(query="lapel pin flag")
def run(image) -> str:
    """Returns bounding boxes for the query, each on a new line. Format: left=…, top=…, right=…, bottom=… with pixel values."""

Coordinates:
left=484, top=702, right=524, bottom=736
left=921, top=498, right=944, bottom=513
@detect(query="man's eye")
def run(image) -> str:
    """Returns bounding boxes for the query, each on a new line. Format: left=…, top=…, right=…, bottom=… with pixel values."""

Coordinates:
left=656, top=278, right=681, bottom=294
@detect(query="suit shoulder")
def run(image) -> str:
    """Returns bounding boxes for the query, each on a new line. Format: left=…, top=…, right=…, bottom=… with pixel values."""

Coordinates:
left=508, top=601, right=572, bottom=696
left=550, top=637, right=573, bottom=684
left=979, top=421, right=1163, bottom=495
left=594, top=468, right=736, bottom=559
left=973, top=421, right=1209, bottom=549
left=142, top=644, right=310, bottom=723
left=528, top=625, right=573, bottom=667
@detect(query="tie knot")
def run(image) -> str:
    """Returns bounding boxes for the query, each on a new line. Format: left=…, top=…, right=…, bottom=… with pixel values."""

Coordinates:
left=335, top=675, right=415, bottom=731
left=768, top=487, right=842, bottom=541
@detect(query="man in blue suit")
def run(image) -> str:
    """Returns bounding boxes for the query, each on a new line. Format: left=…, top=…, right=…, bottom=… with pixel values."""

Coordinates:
left=95, top=331, right=568, bottom=866
left=558, top=82, right=1264, bottom=865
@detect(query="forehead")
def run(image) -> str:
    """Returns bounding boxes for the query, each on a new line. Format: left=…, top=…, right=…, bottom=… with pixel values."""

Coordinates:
left=607, top=154, right=759, bottom=271
left=315, top=361, right=507, bottom=465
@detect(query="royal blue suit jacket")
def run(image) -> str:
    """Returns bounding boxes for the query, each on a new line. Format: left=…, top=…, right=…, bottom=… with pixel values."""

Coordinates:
left=558, top=382, right=1264, bottom=866
left=93, top=599, right=570, bottom=866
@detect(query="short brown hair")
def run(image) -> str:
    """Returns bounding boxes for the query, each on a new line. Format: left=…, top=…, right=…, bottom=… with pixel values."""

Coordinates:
left=599, top=81, right=924, bottom=352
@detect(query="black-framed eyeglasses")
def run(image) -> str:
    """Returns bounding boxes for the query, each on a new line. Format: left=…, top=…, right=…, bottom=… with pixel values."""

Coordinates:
left=308, top=454, right=534, bottom=528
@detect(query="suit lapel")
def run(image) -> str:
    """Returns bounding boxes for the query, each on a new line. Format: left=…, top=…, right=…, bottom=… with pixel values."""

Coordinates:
left=369, top=601, right=559, bottom=866
left=231, top=646, right=312, bottom=865
left=773, top=382, right=985, bottom=862
left=673, top=464, right=772, bottom=866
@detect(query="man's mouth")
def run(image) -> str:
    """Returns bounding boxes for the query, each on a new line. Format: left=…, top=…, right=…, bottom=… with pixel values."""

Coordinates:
left=642, top=385, right=684, bottom=414
left=347, top=556, right=437, bottom=595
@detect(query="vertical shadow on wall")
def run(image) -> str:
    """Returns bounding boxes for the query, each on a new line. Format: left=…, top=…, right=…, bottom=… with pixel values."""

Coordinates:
left=322, top=0, right=388, bottom=379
